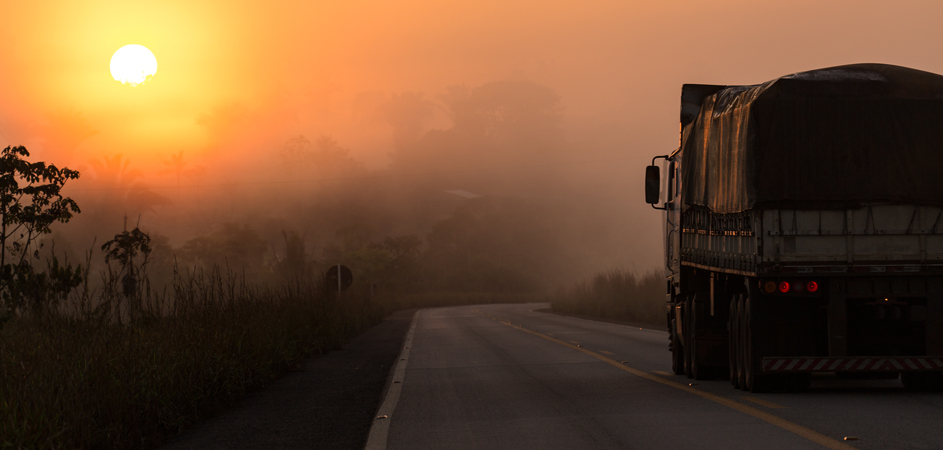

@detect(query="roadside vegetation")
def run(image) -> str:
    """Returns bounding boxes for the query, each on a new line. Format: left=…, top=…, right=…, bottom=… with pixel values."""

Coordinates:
left=551, top=269, right=664, bottom=326
left=1, top=80, right=631, bottom=448
left=1, top=269, right=384, bottom=449
left=0, top=146, right=378, bottom=449
left=0, top=145, right=541, bottom=449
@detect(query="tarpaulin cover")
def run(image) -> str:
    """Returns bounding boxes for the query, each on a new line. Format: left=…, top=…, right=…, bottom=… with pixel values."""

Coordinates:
left=681, top=63, right=943, bottom=213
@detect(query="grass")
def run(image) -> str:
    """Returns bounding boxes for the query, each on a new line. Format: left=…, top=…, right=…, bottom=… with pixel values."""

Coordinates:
left=0, top=258, right=551, bottom=449
left=0, top=266, right=386, bottom=449
left=550, top=269, right=665, bottom=326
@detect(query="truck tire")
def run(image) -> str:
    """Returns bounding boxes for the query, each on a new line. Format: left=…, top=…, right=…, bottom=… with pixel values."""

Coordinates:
left=684, top=297, right=693, bottom=378
left=691, top=297, right=711, bottom=380
left=743, top=295, right=774, bottom=393
left=670, top=318, right=684, bottom=375
left=736, top=297, right=747, bottom=390
left=729, top=294, right=741, bottom=389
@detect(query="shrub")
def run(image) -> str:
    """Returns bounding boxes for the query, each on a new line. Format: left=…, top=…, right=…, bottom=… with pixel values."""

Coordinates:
left=551, top=269, right=664, bottom=326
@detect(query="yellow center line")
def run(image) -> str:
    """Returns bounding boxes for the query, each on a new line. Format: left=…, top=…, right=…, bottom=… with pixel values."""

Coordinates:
left=599, top=350, right=614, bottom=355
left=654, top=370, right=673, bottom=377
left=477, top=311, right=856, bottom=450
left=741, top=396, right=787, bottom=409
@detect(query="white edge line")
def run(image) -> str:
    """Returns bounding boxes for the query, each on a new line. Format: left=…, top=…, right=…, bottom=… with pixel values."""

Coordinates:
left=364, top=310, right=420, bottom=450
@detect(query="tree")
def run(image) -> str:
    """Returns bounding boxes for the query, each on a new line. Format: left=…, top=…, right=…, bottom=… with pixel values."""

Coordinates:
left=179, top=223, right=268, bottom=275
left=274, top=230, right=310, bottom=279
left=422, top=196, right=560, bottom=293
left=382, top=92, right=436, bottom=149
left=160, top=151, right=206, bottom=186
left=277, top=135, right=366, bottom=180
left=0, top=145, right=82, bottom=314
left=102, top=227, right=152, bottom=300
left=86, top=154, right=171, bottom=214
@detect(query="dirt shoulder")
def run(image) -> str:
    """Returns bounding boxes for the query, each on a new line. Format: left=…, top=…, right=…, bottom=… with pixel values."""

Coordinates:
left=161, top=308, right=417, bottom=450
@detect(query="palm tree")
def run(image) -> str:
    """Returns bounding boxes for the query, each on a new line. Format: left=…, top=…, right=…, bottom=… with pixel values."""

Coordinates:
left=160, top=151, right=206, bottom=186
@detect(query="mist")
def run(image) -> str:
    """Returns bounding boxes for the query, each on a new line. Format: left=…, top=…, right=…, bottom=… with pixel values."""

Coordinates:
left=2, top=0, right=943, bottom=292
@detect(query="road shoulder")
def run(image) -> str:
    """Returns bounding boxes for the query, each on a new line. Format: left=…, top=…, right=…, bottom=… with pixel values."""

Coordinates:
left=161, top=308, right=418, bottom=450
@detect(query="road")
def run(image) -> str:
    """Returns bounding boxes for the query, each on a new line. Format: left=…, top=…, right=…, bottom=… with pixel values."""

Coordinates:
left=367, top=303, right=943, bottom=450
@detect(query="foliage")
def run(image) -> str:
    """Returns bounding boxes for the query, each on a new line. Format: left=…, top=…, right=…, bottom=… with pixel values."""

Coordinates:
left=84, top=154, right=171, bottom=216
left=0, top=145, right=82, bottom=316
left=179, top=223, right=268, bottom=275
left=0, top=266, right=385, bottom=450
left=335, top=234, right=422, bottom=291
left=160, top=151, right=206, bottom=186
left=102, top=227, right=152, bottom=299
left=278, top=134, right=368, bottom=182
left=274, top=230, right=311, bottom=279
left=551, top=269, right=664, bottom=326
left=422, top=196, right=558, bottom=293
left=381, top=91, right=436, bottom=148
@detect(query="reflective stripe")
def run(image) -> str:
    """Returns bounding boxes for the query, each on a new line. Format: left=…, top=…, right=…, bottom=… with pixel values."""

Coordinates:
left=762, top=357, right=943, bottom=372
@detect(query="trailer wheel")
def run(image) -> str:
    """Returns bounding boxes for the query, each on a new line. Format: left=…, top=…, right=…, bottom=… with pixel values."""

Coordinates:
left=729, top=294, right=741, bottom=389
left=670, top=318, right=684, bottom=375
left=683, top=297, right=693, bottom=378
left=743, top=295, right=773, bottom=393
left=691, top=298, right=711, bottom=380
left=736, top=297, right=747, bottom=390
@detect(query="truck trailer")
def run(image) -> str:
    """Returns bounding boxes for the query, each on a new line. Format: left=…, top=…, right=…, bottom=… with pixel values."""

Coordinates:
left=645, top=63, right=943, bottom=392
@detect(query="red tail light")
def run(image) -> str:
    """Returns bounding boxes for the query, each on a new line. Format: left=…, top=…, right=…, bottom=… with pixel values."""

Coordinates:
left=778, top=281, right=790, bottom=293
left=806, top=281, right=819, bottom=293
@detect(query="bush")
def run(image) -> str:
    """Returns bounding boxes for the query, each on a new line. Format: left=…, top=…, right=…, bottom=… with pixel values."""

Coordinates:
left=551, top=269, right=664, bottom=326
left=0, top=266, right=385, bottom=449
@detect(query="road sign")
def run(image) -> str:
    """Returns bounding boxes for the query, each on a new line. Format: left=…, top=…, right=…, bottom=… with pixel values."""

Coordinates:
left=325, top=265, right=353, bottom=292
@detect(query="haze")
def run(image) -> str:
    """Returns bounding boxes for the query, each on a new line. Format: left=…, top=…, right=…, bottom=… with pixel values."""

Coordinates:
left=1, top=0, right=940, bottom=289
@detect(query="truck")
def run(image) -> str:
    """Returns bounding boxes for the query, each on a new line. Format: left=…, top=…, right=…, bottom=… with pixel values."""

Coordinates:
left=645, top=63, right=943, bottom=392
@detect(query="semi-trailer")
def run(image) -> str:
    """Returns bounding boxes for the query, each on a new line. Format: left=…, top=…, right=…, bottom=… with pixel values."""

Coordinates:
left=645, top=63, right=943, bottom=392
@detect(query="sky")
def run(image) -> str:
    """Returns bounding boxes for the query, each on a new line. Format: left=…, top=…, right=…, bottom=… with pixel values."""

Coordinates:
left=1, top=0, right=942, bottom=276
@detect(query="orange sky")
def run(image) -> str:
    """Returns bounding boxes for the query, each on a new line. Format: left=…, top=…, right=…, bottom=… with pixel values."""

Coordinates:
left=4, top=0, right=942, bottom=166
left=2, top=0, right=942, bottom=270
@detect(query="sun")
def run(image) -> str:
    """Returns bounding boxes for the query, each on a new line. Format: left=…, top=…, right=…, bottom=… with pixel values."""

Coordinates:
left=110, top=45, right=157, bottom=86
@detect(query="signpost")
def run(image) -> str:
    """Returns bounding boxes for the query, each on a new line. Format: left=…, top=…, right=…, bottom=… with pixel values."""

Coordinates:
left=325, top=264, right=353, bottom=292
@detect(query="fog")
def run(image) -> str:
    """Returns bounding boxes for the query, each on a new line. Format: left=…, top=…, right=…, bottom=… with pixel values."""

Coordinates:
left=2, top=0, right=942, bottom=291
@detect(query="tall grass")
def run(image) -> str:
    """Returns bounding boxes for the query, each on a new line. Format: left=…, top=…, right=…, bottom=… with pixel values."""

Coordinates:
left=0, top=266, right=385, bottom=449
left=551, top=269, right=665, bottom=326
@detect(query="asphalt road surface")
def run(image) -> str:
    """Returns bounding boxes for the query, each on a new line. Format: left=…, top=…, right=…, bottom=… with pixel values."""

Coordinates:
left=368, top=303, right=943, bottom=450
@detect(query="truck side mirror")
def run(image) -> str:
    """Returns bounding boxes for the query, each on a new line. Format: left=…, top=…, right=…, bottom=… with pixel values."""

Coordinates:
left=645, top=165, right=660, bottom=204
